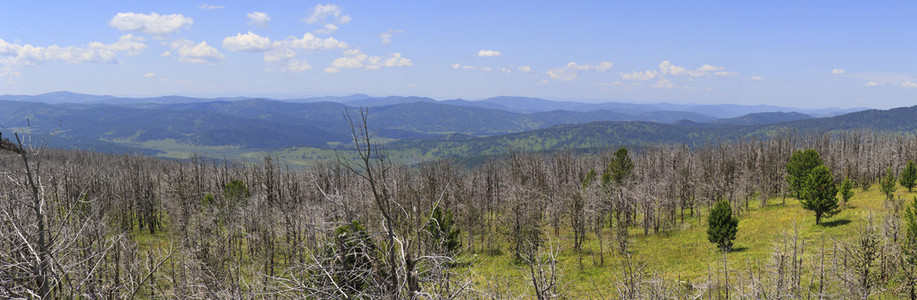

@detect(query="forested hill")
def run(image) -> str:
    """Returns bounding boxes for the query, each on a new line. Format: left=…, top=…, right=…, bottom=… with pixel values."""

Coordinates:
left=0, top=92, right=892, bottom=163
left=710, top=112, right=813, bottom=125
left=387, top=105, right=917, bottom=158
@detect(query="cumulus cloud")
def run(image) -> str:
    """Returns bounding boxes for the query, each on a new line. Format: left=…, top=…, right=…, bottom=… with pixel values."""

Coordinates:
left=478, top=50, right=502, bottom=57
left=545, top=61, right=613, bottom=81
left=380, top=29, right=403, bottom=44
left=223, top=31, right=272, bottom=52
left=621, top=70, right=657, bottom=81
left=617, top=61, right=736, bottom=89
left=104, top=34, right=148, bottom=55
left=221, top=29, right=351, bottom=72
left=246, top=12, right=270, bottom=28
left=109, top=12, right=193, bottom=35
left=167, top=39, right=223, bottom=64
left=281, top=59, right=312, bottom=73
left=199, top=4, right=224, bottom=10
left=315, top=24, right=339, bottom=35
left=325, top=49, right=411, bottom=73
left=279, top=33, right=348, bottom=50
left=144, top=72, right=155, bottom=78
left=262, top=47, right=295, bottom=63
left=652, top=78, right=674, bottom=89
left=658, top=61, right=733, bottom=77
left=517, top=66, right=532, bottom=73
left=903, top=81, right=917, bottom=88
left=500, top=67, right=512, bottom=74
left=863, top=81, right=885, bottom=87
left=0, top=34, right=146, bottom=67
left=303, top=4, right=351, bottom=25
left=831, top=68, right=846, bottom=75
left=751, top=76, right=763, bottom=81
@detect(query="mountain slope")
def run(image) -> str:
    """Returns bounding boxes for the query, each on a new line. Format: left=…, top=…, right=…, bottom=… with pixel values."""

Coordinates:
left=711, top=112, right=813, bottom=125
left=387, top=105, right=917, bottom=158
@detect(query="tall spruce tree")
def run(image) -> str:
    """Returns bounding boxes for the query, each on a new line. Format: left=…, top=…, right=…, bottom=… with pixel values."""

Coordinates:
left=839, top=176, right=854, bottom=207
left=786, top=149, right=824, bottom=199
left=801, top=165, right=840, bottom=225
left=604, top=147, right=634, bottom=186
left=881, top=167, right=898, bottom=200
left=426, top=207, right=461, bottom=254
left=901, top=161, right=917, bottom=192
left=707, top=200, right=739, bottom=252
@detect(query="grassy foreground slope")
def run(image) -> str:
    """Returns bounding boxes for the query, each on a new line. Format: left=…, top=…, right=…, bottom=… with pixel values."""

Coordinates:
left=463, top=184, right=907, bottom=297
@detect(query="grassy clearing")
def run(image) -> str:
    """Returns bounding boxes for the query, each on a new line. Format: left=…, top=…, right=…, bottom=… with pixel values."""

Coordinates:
left=462, top=183, right=910, bottom=295
left=124, top=174, right=911, bottom=296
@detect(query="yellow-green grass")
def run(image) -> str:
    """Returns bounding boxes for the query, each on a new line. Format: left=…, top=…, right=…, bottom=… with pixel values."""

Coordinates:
left=461, top=184, right=913, bottom=296
left=125, top=179, right=913, bottom=296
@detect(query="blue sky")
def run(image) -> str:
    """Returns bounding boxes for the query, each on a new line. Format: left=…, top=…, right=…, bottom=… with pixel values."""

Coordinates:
left=0, top=1, right=914, bottom=108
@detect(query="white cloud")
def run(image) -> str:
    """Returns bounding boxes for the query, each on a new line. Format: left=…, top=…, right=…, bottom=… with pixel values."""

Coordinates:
left=751, top=76, right=763, bottom=81
left=500, top=67, right=512, bottom=74
left=545, top=61, right=613, bottom=81
left=593, top=61, right=614, bottom=71
left=223, top=31, right=272, bottom=52
left=517, top=66, right=532, bottom=73
left=246, top=12, right=270, bottom=28
left=0, top=35, right=146, bottom=67
left=222, top=30, right=352, bottom=72
left=832, top=68, right=846, bottom=75
left=595, top=81, right=625, bottom=87
left=621, top=70, right=657, bottom=81
left=278, top=33, right=348, bottom=50
left=281, top=59, right=312, bottom=73
left=144, top=72, right=155, bottom=78
left=315, top=24, right=339, bottom=35
left=903, top=81, right=917, bottom=88
left=478, top=50, right=502, bottom=57
left=104, top=34, right=147, bottom=55
left=658, top=61, right=733, bottom=77
left=199, top=4, right=224, bottom=10
left=658, top=61, right=688, bottom=76
left=325, top=50, right=411, bottom=73
left=262, top=47, right=295, bottom=63
left=864, top=81, right=885, bottom=87
left=109, top=12, right=193, bottom=35
left=167, top=39, right=223, bottom=64
left=380, top=29, right=403, bottom=44
left=652, top=78, right=675, bottom=89
left=451, top=63, right=476, bottom=70
left=303, top=4, right=351, bottom=25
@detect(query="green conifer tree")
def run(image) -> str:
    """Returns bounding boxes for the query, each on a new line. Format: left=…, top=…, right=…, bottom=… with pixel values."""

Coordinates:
left=839, top=176, right=854, bottom=207
left=801, top=165, right=840, bottom=225
left=426, top=207, right=461, bottom=254
left=881, top=167, right=898, bottom=200
left=901, top=161, right=917, bottom=192
left=707, top=200, right=739, bottom=252
left=786, top=149, right=824, bottom=199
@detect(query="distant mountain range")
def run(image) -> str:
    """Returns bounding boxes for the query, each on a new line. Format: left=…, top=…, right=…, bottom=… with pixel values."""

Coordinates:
left=1, top=91, right=863, bottom=118
left=0, top=91, right=891, bottom=163
left=389, top=106, right=917, bottom=159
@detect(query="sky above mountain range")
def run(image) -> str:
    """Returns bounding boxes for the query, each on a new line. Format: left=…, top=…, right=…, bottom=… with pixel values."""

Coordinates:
left=0, top=1, right=914, bottom=108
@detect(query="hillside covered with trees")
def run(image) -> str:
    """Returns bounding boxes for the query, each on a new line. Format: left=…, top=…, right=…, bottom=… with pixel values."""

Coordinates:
left=4, top=109, right=917, bottom=298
